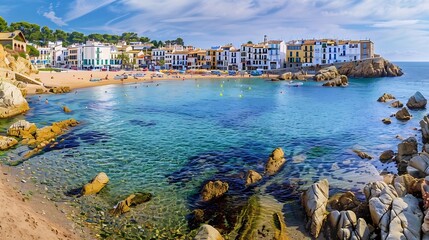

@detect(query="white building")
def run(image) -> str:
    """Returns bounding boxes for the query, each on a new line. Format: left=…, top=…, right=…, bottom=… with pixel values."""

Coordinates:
left=337, top=40, right=361, bottom=62
left=240, top=36, right=285, bottom=71
left=32, top=45, right=52, bottom=67
left=51, top=42, right=68, bottom=68
left=67, top=44, right=83, bottom=69
left=267, top=40, right=286, bottom=69
left=82, top=41, right=111, bottom=70
left=171, top=50, right=188, bottom=70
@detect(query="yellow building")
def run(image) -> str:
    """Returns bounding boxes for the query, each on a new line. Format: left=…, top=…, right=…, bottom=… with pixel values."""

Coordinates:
left=302, top=40, right=315, bottom=65
left=286, top=40, right=304, bottom=68
left=206, top=49, right=218, bottom=70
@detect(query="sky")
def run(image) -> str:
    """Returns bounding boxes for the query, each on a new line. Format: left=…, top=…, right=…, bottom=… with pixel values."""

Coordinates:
left=1, top=0, right=429, bottom=61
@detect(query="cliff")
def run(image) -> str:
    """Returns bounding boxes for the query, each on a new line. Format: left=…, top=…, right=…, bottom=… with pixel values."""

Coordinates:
left=338, top=57, right=403, bottom=78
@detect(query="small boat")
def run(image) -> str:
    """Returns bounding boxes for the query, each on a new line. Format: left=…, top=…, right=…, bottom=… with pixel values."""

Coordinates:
left=285, top=81, right=303, bottom=87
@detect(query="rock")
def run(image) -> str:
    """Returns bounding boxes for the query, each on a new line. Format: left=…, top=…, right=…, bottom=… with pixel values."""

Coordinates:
left=338, top=57, right=403, bottom=78
left=0, top=45, right=38, bottom=75
left=201, top=180, right=229, bottom=202
left=0, top=81, right=29, bottom=118
left=265, top=147, right=286, bottom=175
left=397, top=137, right=418, bottom=174
left=245, top=170, right=262, bottom=186
left=390, top=100, right=403, bottom=108
left=322, top=75, right=348, bottom=87
left=353, top=149, right=372, bottom=159
left=368, top=184, right=398, bottom=235
left=278, top=72, right=292, bottom=80
left=194, top=224, right=224, bottom=240
left=111, top=192, right=152, bottom=215
left=314, top=66, right=339, bottom=81
left=7, top=120, right=37, bottom=138
left=377, top=93, right=395, bottom=102
left=301, top=179, right=329, bottom=238
left=407, top=91, right=427, bottom=109
left=82, top=172, right=109, bottom=195
left=393, top=174, right=423, bottom=197
left=292, top=72, right=307, bottom=80
left=49, top=86, right=71, bottom=94
left=35, top=88, right=44, bottom=94
left=379, top=150, right=395, bottom=162
left=385, top=195, right=423, bottom=239
left=327, top=191, right=360, bottom=212
left=364, top=181, right=389, bottom=200
left=382, top=118, right=391, bottom=124
left=395, top=107, right=411, bottom=121
left=326, top=210, right=370, bottom=240
left=232, top=195, right=288, bottom=240
left=62, top=106, right=72, bottom=113
left=409, top=152, right=429, bottom=175
left=0, top=136, right=18, bottom=150
left=421, top=115, right=429, bottom=144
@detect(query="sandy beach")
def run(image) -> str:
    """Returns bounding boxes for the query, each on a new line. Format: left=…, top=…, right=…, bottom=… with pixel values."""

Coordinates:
left=27, top=70, right=267, bottom=94
left=0, top=164, right=87, bottom=240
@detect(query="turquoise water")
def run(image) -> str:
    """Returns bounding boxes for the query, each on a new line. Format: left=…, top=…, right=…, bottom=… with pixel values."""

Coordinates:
left=2, top=62, right=429, bottom=238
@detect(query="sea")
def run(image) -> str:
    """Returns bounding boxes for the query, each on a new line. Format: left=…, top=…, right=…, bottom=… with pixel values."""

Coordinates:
left=1, top=62, right=428, bottom=238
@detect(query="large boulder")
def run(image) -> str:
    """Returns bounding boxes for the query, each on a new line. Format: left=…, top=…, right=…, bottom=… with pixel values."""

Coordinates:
left=368, top=184, right=398, bottom=237
left=82, top=172, right=109, bottom=195
left=245, top=170, right=262, bottom=186
left=326, top=210, right=370, bottom=240
left=314, top=66, right=339, bottom=81
left=395, top=107, right=412, bottom=121
left=265, top=147, right=286, bottom=175
left=390, top=100, right=403, bottom=108
left=201, top=180, right=229, bottom=202
left=194, top=224, right=224, bottom=240
left=421, top=116, right=429, bottom=144
left=49, top=86, right=71, bottom=94
left=7, top=120, right=37, bottom=138
left=338, top=57, right=403, bottom=78
left=301, top=179, right=329, bottom=238
left=278, top=72, right=292, bottom=80
left=397, top=137, right=418, bottom=174
left=111, top=192, right=152, bottom=216
left=232, top=195, right=288, bottom=240
left=407, top=91, right=427, bottom=109
left=379, top=150, right=395, bottom=162
left=0, top=135, right=18, bottom=150
left=393, top=174, right=424, bottom=196
left=322, top=75, right=348, bottom=87
left=0, top=81, right=29, bottom=118
left=409, top=152, right=429, bottom=175
left=385, top=195, right=423, bottom=239
left=377, top=93, right=395, bottom=102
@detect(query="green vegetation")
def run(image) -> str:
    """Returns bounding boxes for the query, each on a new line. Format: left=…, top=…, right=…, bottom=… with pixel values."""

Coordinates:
left=38, top=68, right=61, bottom=72
left=0, top=16, right=185, bottom=48
left=26, top=44, right=39, bottom=57
left=18, top=51, right=26, bottom=58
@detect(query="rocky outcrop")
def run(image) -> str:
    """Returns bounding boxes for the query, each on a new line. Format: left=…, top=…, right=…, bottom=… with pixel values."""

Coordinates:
left=338, top=57, right=403, bottom=78
left=111, top=192, right=152, bottom=216
left=62, top=106, right=72, bottom=113
left=7, top=120, right=37, bottom=138
left=233, top=195, right=288, bottom=240
left=397, top=137, right=418, bottom=173
left=0, top=136, right=18, bottom=150
left=245, top=170, right=262, bottom=186
left=379, top=150, right=394, bottom=162
left=0, top=45, right=38, bottom=76
left=49, top=86, right=71, bottom=94
left=421, top=116, right=429, bottom=144
left=393, top=174, right=423, bottom=196
left=407, top=91, right=427, bottom=109
left=382, top=118, right=391, bottom=124
left=278, top=72, right=292, bottom=80
left=390, top=100, right=403, bottom=108
left=326, top=210, right=370, bottom=240
left=0, top=81, right=29, bottom=118
left=314, top=66, right=339, bottom=81
left=409, top=152, right=429, bottom=176
left=387, top=195, right=423, bottom=239
left=201, top=180, right=229, bottom=202
left=301, top=179, right=329, bottom=238
left=194, top=224, right=224, bottom=240
left=82, top=172, right=109, bottom=195
left=395, top=107, right=411, bottom=121
left=322, top=75, right=348, bottom=87
left=377, top=93, right=395, bottom=102
left=265, top=147, right=286, bottom=175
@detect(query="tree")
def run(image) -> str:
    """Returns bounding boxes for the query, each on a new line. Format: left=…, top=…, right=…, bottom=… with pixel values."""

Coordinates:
left=68, top=31, right=85, bottom=44
left=139, top=36, right=150, bottom=43
left=26, top=44, right=39, bottom=57
left=247, top=41, right=253, bottom=44
left=9, top=22, right=40, bottom=42
left=88, top=33, right=104, bottom=42
left=0, top=17, right=7, bottom=32
left=175, top=37, right=184, bottom=46
left=41, top=26, right=54, bottom=45
left=54, top=29, right=68, bottom=45
left=121, top=32, right=138, bottom=43
left=118, top=52, right=130, bottom=69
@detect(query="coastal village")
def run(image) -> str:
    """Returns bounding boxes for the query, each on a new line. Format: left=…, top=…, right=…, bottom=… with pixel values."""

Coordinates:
left=1, top=22, right=429, bottom=240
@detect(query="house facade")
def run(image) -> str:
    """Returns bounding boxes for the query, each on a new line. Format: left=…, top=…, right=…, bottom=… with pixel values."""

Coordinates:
left=0, top=30, right=27, bottom=52
left=82, top=41, right=111, bottom=70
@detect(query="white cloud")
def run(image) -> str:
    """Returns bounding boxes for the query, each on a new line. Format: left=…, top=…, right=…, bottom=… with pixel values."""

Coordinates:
left=43, top=3, right=67, bottom=26
left=64, top=0, right=116, bottom=22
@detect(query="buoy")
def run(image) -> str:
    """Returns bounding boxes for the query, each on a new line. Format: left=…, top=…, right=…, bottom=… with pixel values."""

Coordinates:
left=239, top=94, right=243, bottom=98
left=220, top=84, right=223, bottom=88
left=220, top=93, right=223, bottom=97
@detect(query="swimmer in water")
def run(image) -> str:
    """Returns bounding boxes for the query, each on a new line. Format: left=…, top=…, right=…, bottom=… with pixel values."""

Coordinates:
left=45, top=99, right=48, bottom=104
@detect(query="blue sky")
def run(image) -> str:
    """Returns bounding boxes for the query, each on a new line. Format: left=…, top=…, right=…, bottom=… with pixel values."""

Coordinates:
left=1, top=0, right=429, bottom=61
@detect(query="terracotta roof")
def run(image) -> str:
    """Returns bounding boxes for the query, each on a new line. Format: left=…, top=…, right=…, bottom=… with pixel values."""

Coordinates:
left=268, top=40, right=282, bottom=44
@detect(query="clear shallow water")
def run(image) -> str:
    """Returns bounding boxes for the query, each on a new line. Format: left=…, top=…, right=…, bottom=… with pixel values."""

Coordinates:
left=2, top=62, right=429, bottom=238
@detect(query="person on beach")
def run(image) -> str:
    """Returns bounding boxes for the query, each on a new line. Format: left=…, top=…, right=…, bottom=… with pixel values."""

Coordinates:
left=105, top=75, right=108, bottom=80
left=45, top=99, right=48, bottom=104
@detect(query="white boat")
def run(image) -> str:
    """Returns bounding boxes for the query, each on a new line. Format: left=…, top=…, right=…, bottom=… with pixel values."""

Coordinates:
left=285, top=81, right=303, bottom=87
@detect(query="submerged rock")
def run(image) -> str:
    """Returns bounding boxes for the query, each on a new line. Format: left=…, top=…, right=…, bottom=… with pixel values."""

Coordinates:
left=302, top=179, right=329, bottom=238
left=111, top=192, right=152, bottom=216
left=201, top=180, right=229, bottom=202
left=379, top=150, right=394, bottom=162
left=377, top=93, right=395, bottom=102
left=265, top=147, right=286, bottom=175
left=0, top=136, right=18, bottom=150
left=82, top=172, right=109, bottom=195
left=245, top=170, right=262, bottom=186
left=0, top=81, right=29, bottom=118
left=62, top=105, right=72, bottom=113
left=194, top=224, right=224, bottom=240
left=314, top=66, right=339, bottom=81
left=232, top=194, right=287, bottom=240
left=395, top=107, right=412, bottom=121
left=390, top=100, right=403, bottom=108
left=407, top=91, right=427, bottom=109
left=382, top=118, right=391, bottom=124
